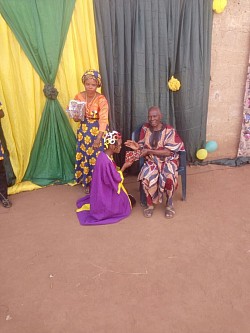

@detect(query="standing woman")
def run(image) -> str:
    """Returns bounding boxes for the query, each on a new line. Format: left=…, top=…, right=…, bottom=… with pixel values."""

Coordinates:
left=73, top=70, right=109, bottom=193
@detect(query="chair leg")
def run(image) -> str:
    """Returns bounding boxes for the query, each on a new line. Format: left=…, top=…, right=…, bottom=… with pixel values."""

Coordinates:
left=181, top=173, right=186, bottom=201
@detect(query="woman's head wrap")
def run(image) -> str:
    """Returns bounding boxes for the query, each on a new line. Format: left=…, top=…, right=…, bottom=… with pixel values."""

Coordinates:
left=82, top=69, right=102, bottom=87
left=104, top=131, right=122, bottom=148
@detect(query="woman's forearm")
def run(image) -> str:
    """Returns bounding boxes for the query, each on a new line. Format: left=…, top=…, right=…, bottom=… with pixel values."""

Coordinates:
left=146, top=148, right=172, bottom=157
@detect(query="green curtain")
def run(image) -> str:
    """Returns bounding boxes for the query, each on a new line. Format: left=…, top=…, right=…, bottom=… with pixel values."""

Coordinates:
left=93, top=0, right=213, bottom=162
left=0, top=0, right=76, bottom=185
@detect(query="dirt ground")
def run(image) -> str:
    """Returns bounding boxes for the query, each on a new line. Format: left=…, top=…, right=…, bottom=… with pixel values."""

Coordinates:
left=0, top=164, right=250, bottom=333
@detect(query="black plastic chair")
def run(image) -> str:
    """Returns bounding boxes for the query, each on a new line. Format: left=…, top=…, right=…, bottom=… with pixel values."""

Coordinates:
left=131, top=125, right=187, bottom=205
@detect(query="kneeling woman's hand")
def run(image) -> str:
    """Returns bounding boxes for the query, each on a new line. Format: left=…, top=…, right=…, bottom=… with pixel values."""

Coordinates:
left=121, top=160, right=133, bottom=172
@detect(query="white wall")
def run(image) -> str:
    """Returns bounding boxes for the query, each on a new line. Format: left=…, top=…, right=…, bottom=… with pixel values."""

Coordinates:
left=207, top=0, right=250, bottom=159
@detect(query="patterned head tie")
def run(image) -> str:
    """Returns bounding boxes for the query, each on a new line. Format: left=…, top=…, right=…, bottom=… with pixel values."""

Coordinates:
left=104, top=131, right=122, bottom=148
left=82, top=69, right=102, bottom=87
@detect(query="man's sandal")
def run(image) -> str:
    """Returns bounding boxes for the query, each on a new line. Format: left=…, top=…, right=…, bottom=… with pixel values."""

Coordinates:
left=165, top=206, right=175, bottom=219
left=143, top=207, right=154, bottom=218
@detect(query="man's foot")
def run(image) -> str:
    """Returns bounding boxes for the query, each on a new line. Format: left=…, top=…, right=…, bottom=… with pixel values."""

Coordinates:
left=143, top=206, right=154, bottom=218
left=1, top=197, right=12, bottom=208
left=165, top=205, right=175, bottom=219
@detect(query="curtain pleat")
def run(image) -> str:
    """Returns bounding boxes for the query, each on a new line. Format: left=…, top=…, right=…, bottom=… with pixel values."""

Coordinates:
left=174, top=0, right=213, bottom=161
left=0, top=0, right=77, bottom=186
left=0, top=0, right=100, bottom=192
left=0, top=15, right=45, bottom=192
left=93, top=0, right=213, bottom=161
left=0, top=0, right=214, bottom=192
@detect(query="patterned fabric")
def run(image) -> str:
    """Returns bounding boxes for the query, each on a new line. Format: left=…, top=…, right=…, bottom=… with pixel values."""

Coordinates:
left=81, top=69, right=102, bottom=88
left=76, top=151, right=131, bottom=225
left=74, top=92, right=109, bottom=187
left=237, top=55, right=250, bottom=157
left=138, top=123, right=184, bottom=204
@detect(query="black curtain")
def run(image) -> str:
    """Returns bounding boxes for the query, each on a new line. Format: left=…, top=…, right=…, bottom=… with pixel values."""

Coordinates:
left=93, top=0, right=213, bottom=162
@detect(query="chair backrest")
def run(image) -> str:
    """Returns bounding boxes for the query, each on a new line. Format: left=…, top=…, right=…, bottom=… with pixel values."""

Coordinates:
left=131, top=125, right=142, bottom=142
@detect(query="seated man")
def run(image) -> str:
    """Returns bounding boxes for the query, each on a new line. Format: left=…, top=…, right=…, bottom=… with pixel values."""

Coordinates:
left=125, top=106, right=184, bottom=219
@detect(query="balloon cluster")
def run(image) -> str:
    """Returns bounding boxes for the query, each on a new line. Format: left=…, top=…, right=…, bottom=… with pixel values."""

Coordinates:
left=196, top=141, right=218, bottom=160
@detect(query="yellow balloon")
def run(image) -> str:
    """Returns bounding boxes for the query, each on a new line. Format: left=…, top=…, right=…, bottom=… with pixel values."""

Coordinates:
left=196, top=149, right=208, bottom=160
left=213, top=0, right=227, bottom=14
left=168, top=75, right=181, bottom=91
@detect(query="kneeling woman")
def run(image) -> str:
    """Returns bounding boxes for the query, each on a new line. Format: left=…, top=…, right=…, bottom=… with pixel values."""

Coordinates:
left=76, top=131, right=134, bottom=225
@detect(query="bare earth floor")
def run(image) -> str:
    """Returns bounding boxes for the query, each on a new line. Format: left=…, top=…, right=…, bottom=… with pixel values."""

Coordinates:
left=0, top=164, right=250, bottom=333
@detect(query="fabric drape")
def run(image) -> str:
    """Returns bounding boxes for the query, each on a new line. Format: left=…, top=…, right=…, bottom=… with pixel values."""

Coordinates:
left=0, top=0, right=100, bottom=193
left=174, top=0, right=212, bottom=161
left=0, top=17, right=45, bottom=191
left=0, top=0, right=77, bottom=186
left=93, top=0, right=213, bottom=161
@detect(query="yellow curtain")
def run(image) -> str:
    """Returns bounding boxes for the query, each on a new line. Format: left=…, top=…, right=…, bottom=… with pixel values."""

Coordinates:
left=0, top=15, right=45, bottom=193
left=0, top=0, right=99, bottom=194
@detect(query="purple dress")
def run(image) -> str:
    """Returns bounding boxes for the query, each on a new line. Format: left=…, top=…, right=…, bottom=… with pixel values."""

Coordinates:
left=76, top=152, right=132, bottom=225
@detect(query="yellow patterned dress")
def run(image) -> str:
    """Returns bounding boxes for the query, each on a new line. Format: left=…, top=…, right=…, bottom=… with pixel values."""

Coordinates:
left=74, top=92, right=109, bottom=188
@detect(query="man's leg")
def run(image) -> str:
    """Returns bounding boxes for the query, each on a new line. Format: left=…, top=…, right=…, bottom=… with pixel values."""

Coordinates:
left=139, top=181, right=147, bottom=207
left=140, top=182, right=154, bottom=218
left=165, top=177, right=176, bottom=218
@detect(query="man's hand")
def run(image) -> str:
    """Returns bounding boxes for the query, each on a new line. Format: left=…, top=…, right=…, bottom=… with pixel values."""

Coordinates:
left=143, top=148, right=172, bottom=158
left=140, top=149, right=150, bottom=157
left=124, top=140, right=140, bottom=151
